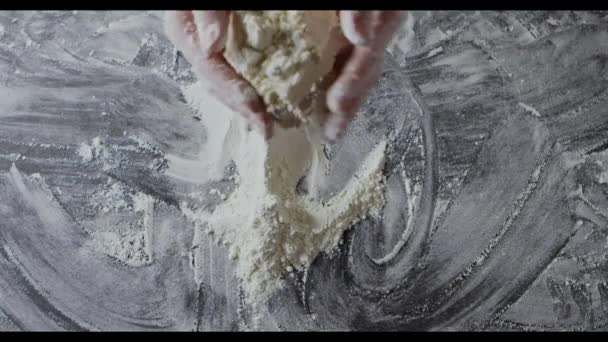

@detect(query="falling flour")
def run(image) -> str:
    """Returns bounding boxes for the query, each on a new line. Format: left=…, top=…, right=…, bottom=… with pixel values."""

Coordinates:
left=177, top=11, right=388, bottom=304
left=179, top=84, right=386, bottom=304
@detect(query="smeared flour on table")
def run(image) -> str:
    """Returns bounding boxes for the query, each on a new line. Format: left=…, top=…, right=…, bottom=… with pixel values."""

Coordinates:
left=77, top=136, right=105, bottom=163
left=86, top=178, right=156, bottom=267
left=75, top=135, right=160, bottom=267
left=178, top=11, right=388, bottom=304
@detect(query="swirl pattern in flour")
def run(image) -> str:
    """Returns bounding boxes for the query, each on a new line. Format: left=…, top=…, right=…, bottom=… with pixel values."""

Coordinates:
left=2, top=11, right=608, bottom=331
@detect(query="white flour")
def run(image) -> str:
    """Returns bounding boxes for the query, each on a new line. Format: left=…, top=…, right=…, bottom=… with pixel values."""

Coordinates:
left=92, top=229, right=152, bottom=267
left=174, top=10, right=388, bottom=304
left=77, top=136, right=104, bottom=163
left=65, top=10, right=392, bottom=306
left=223, top=11, right=346, bottom=126
left=86, top=179, right=156, bottom=267
left=179, top=82, right=387, bottom=304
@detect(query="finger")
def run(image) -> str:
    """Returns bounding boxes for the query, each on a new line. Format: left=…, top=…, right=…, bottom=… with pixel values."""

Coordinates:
left=164, top=11, right=201, bottom=63
left=327, top=47, right=383, bottom=116
left=200, top=57, right=273, bottom=140
left=370, top=11, right=405, bottom=48
left=325, top=47, right=383, bottom=141
left=164, top=11, right=273, bottom=139
left=192, top=11, right=229, bottom=56
left=340, top=10, right=404, bottom=48
left=339, top=11, right=371, bottom=46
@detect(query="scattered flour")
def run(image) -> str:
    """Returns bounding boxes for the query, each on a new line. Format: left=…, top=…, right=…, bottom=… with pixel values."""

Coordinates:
left=93, top=230, right=152, bottom=267
left=131, top=191, right=154, bottom=213
left=518, top=102, right=541, bottom=117
left=94, top=179, right=131, bottom=213
left=179, top=81, right=387, bottom=304
left=426, top=46, right=444, bottom=58
left=78, top=136, right=105, bottom=162
left=387, top=11, right=416, bottom=58
left=546, top=16, right=559, bottom=26
left=89, top=180, right=156, bottom=267
left=91, top=178, right=156, bottom=216
left=598, top=170, right=608, bottom=184
left=77, top=143, right=94, bottom=162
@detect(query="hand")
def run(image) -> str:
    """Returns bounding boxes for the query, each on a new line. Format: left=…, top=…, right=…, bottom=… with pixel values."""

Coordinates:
left=164, top=11, right=273, bottom=139
left=325, top=11, right=404, bottom=141
left=164, top=11, right=404, bottom=141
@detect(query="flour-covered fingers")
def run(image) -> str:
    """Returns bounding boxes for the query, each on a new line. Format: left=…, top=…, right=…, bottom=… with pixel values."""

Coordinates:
left=370, top=11, right=405, bottom=48
left=191, top=11, right=229, bottom=56
left=325, top=47, right=383, bottom=141
left=164, top=11, right=272, bottom=139
left=202, top=56, right=273, bottom=140
left=339, top=11, right=371, bottom=46
left=164, top=11, right=202, bottom=63
left=340, top=10, right=404, bottom=48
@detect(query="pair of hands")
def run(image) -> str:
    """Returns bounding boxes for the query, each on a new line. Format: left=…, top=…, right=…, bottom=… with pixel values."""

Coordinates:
left=164, top=11, right=403, bottom=141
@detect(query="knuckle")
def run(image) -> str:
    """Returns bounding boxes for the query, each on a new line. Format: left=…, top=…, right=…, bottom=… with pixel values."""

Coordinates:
left=340, top=11, right=369, bottom=46
left=329, top=88, right=357, bottom=115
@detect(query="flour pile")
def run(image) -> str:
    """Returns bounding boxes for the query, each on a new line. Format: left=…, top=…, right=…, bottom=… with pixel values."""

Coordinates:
left=178, top=11, right=388, bottom=304
left=180, top=85, right=386, bottom=304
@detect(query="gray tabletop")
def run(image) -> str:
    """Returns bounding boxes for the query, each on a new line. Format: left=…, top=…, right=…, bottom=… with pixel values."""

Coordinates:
left=1, top=10, right=608, bottom=331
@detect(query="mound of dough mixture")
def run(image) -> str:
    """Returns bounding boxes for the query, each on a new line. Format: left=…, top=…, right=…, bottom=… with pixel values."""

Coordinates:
left=224, top=11, right=346, bottom=126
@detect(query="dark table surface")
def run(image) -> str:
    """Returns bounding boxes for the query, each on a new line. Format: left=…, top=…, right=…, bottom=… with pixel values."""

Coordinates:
left=1, top=11, right=608, bottom=331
